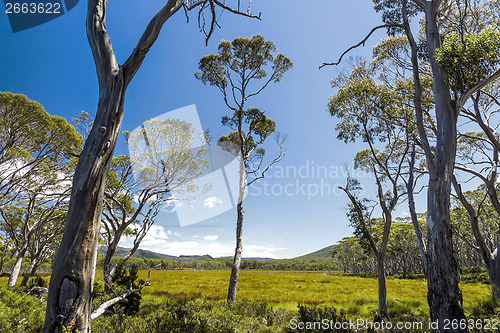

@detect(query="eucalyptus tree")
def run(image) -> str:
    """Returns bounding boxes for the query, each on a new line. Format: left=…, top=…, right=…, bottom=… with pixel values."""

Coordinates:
left=195, top=34, right=292, bottom=302
left=450, top=188, right=495, bottom=270
left=1, top=169, right=73, bottom=287
left=44, top=1, right=260, bottom=331
left=101, top=118, right=209, bottom=291
left=452, top=85, right=500, bottom=298
left=331, top=236, right=374, bottom=275
left=20, top=207, right=66, bottom=287
left=386, top=219, right=425, bottom=277
left=323, top=0, right=500, bottom=328
left=0, top=92, right=81, bottom=209
left=329, top=48, right=428, bottom=317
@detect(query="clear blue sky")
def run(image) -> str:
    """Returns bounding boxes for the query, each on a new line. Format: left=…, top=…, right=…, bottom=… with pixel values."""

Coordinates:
left=1, top=1, right=421, bottom=258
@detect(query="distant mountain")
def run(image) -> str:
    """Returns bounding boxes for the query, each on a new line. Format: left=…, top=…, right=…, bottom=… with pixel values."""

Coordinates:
left=99, top=246, right=213, bottom=261
left=293, top=245, right=334, bottom=261
left=101, top=245, right=335, bottom=262
left=218, top=256, right=276, bottom=261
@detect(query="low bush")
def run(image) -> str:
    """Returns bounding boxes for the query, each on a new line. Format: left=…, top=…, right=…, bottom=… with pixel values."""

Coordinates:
left=284, top=304, right=353, bottom=333
left=0, top=286, right=45, bottom=333
left=26, top=276, right=48, bottom=289
left=460, top=267, right=490, bottom=284
left=92, top=298, right=291, bottom=333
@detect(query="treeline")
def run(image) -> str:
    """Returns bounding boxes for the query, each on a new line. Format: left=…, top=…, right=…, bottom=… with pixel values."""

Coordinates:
left=331, top=215, right=487, bottom=278
left=96, top=255, right=341, bottom=272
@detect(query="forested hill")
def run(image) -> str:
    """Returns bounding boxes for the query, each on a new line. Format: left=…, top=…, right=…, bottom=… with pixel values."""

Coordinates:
left=293, top=245, right=334, bottom=261
left=101, top=245, right=334, bottom=262
left=99, top=246, right=214, bottom=261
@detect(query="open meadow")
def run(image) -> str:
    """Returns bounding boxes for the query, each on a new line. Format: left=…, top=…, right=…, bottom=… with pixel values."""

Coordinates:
left=1, top=269, right=491, bottom=318
left=126, top=270, right=490, bottom=318
left=1, top=269, right=496, bottom=332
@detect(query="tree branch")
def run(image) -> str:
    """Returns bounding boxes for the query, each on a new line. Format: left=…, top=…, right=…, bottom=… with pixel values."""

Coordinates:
left=458, top=68, right=500, bottom=110
left=91, top=264, right=161, bottom=320
left=319, top=24, right=403, bottom=69
left=123, top=0, right=184, bottom=85
left=86, top=0, right=120, bottom=87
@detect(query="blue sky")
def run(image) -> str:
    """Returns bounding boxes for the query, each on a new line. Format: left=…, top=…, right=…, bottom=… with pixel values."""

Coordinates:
left=1, top=0, right=423, bottom=259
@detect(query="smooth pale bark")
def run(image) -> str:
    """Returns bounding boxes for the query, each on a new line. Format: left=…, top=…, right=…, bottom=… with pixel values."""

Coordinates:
left=7, top=244, right=27, bottom=287
left=407, top=146, right=428, bottom=272
left=423, top=2, right=466, bottom=331
left=453, top=175, right=500, bottom=300
left=20, top=259, right=38, bottom=287
left=487, top=250, right=500, bottom=299
left=227, top=155, right=246, bottom=302
left=101, top=198, right=159, bottom=291
left=227, top=201, right=244, bottom=302
left=102, top=225, right=147, bottom=291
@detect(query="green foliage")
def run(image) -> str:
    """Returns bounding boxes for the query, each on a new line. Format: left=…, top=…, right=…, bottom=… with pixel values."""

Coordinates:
left=0, top=286, right=45, bottom=333
left=62, top=326, right=81, bottom=333
left=372, top=0, right=420, bottom=35
left=460, top=267, right=490, bottom=285
left=196, top=34, right=291, bottom=172
left=111, top=261, right=144, bottom=314
left=97, top=255, right=341, bottom=271
left=92, top=298, right=289, bottom=333
left=25, top=276, right=48, bottom=289
left=195, top=34, right=292, bottom=91
left=284, top=304, right=353, bottom=333
left=436, top=27, right=500, bottom=94
left=0, top=92, right=82, bottom=164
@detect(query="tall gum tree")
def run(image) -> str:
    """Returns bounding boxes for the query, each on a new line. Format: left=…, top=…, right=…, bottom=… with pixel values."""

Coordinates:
left=0, top=92, right=81, bottom=210
left=329, top=61, right=413, bottom=318
left=195, top=34, right=292, bottom=302
left=44, top=1, right=259, bottom=332
left=323, top=0, right=500, bottom=329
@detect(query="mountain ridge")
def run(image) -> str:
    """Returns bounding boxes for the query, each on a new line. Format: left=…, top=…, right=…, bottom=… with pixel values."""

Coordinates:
left=100, top=244, right=334, bottom=262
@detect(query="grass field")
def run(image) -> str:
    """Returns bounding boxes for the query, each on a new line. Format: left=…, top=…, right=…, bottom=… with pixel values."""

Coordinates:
left=2, top=269, right=492, bottom=319
left=129, top=270, right=491, bottom=318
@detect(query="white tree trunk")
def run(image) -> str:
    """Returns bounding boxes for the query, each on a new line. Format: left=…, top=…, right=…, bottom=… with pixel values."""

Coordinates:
left=227, top=155, right=246, bottom=302
left=7, top=245, right=27, bottom=287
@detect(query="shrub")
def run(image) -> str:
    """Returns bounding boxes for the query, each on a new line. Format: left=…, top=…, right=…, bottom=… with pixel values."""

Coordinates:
left=0, top=286, right=45, bottom=333
left=92, top=298, right=291, bottom=333
left=460, top=267, right=490, bottom=284
left=111, top=261, right=144, bottom=315
left=26, top=276, right=48, bottom=289
left=284, top=304, right=353, bottom=333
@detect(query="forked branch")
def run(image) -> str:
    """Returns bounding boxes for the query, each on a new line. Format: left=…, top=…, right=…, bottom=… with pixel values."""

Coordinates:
left=319, top=24, right=403, bottom=69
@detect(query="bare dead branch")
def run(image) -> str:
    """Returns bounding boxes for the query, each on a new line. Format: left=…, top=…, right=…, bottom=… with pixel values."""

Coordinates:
left=91, top=264, right=161, bottom=320
left=319, top=24, right=403, bottom=69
